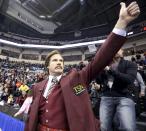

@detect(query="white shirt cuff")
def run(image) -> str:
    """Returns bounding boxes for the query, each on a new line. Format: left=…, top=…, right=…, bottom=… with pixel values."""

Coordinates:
left=112, top=28, right=126, bottom=37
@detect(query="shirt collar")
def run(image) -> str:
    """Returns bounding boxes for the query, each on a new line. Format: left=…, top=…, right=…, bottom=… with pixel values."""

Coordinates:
left=49, top=75, right=62, bottom=82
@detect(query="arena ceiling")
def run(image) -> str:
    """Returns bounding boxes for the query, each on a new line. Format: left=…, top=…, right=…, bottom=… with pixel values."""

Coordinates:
left=0, top=0, right=146, bottom=39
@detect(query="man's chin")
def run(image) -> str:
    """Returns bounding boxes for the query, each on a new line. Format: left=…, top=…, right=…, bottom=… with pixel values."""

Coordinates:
left=55, top=70, right=63, bottom=75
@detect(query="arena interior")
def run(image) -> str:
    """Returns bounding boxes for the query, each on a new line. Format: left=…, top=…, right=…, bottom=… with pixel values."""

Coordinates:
left=0, top=0, right=146, bottom=131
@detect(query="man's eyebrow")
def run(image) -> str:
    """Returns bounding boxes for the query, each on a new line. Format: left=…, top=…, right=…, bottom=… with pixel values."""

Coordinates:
left=52, top=58, right=57, bottom=60
left=52, top=58, right=63, bottom=61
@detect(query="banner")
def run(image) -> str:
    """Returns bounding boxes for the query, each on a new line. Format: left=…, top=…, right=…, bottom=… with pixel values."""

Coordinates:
left=0, top=112, right=24, bottom=131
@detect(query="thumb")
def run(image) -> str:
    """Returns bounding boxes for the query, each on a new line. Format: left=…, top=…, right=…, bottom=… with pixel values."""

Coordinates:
left=120, top=2, right=126, bottom=9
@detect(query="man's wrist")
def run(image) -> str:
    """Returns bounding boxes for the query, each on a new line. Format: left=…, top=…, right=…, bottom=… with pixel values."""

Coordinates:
left=114, top=18, right=129, bottom=30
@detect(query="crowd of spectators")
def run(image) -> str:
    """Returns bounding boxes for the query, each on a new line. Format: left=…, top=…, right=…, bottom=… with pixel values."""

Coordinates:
left=0, top=58, right=46, bottom=107
left=0, top=53, right=146, bottom=122
left=0, top=57, right=86, bottom=108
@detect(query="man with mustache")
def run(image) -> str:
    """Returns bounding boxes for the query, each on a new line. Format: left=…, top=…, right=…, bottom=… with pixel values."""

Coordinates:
left=25, top=2, right=140, bottom=131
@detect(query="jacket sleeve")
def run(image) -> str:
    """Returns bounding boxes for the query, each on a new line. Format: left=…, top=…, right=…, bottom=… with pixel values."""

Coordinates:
left=78, top=33, right=127, bottom=86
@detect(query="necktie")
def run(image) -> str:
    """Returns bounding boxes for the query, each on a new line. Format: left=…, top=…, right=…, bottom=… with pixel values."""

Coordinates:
left=45, top=76, right=58, bottom=99
left=51, top=76, right=58, bottom=86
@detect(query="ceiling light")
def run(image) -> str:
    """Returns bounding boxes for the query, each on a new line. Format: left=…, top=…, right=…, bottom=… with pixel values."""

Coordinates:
left=0, top=39, right=105, bottom=49
left=47, top=15, right=52, bottom=18
left=39, top=15, right=46, bottom=18
left=127, top=31, right=133, bottom=35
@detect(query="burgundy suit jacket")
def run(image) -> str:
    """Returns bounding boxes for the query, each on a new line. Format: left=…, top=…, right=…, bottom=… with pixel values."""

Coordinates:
left=25, top=33, right=126, bottom=131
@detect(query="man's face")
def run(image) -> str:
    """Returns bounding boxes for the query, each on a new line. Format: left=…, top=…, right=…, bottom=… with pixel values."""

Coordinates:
left=48, top=54, right=64, bottom=76
left=112, top=49, right=123, bottom=63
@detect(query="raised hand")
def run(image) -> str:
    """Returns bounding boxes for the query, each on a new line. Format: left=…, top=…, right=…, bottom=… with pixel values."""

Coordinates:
left=115, top=1, right=140, bottom=29
left=119, top=2, right=140, bottom=25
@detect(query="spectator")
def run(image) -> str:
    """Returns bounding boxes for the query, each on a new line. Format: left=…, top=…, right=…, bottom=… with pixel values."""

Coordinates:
left=15, top=90, right=27, bottom=107
left=7, top=94, right=14, bottom=105
left=99, top=49, right=137, bottom=131
left=19, top=82, right=29, bottom=92
left=14, top=90, right=33, bottom=122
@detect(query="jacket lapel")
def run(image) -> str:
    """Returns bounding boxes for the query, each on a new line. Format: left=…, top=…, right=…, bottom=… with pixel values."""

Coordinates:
left=27, top=79, right=49, bottom=131
left=38, top=78, right=48, bottom=95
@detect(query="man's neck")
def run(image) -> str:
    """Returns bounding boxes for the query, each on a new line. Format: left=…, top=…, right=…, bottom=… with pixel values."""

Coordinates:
left=49, top=74, right=62, bottom=77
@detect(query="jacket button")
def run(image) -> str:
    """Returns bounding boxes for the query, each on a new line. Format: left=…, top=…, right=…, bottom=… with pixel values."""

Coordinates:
left=46, top=120, right=48, bottom=123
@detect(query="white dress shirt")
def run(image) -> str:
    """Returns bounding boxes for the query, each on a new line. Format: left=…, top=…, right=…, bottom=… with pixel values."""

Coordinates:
left=43, top=75, right=62, bottom=98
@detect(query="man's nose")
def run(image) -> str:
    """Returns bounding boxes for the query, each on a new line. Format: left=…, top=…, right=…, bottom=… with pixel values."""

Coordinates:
left=57, top=61, right=61, bottom=65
